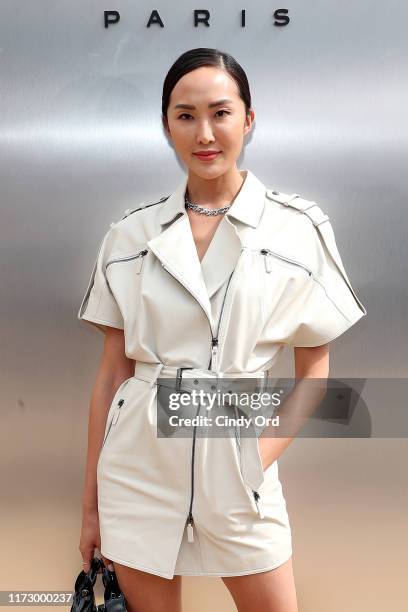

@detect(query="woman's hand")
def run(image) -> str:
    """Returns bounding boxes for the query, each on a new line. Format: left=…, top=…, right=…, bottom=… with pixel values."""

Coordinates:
left=257, top=346, right=330, bottom=473
left=79, top=508, right=113, bottom=573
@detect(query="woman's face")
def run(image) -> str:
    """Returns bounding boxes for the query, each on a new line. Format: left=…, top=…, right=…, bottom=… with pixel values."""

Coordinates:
left=164, top=66, right=254, bottom=179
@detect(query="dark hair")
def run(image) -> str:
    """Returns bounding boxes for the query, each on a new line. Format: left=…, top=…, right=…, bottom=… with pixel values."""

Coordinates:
left=161, top=47, right=252, bottom=126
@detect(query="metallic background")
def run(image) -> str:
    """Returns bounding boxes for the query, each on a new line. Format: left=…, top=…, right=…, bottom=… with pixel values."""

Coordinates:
left=1, top=0, right=407, bottom=610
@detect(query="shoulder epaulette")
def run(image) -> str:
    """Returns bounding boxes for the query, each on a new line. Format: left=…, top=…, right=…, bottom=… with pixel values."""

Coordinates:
left=265, top=188, right=330, bottom=228
left=121, top=195, right=170, bottom=220
left=267, top=188, right=366, bottom=315
left=109, top=196, right=170, bottom=227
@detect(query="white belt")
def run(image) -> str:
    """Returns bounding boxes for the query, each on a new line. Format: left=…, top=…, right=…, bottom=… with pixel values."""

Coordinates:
left=133, top=361, right=269, bottom=393
left=133, top=360, right=268, bottom=493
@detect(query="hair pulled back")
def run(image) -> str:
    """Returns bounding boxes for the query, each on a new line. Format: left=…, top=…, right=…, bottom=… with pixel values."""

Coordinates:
left=161, top=47, right=252, bottom=125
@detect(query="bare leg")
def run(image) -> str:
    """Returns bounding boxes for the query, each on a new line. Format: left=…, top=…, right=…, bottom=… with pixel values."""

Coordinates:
left=221, top=557, right=298, bottom=612
left=112, top=561, right=183, bottom=612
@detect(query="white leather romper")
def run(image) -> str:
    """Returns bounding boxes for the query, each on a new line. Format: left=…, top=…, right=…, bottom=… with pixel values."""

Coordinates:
left=77, top=168, right=367, bottom=578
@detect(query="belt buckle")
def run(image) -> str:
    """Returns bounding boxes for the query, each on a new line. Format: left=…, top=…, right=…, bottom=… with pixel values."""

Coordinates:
left=176, top=367, right=194, bottom=392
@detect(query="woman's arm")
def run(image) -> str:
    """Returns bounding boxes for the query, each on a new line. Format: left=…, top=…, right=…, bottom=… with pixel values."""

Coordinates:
left=294, top=343, right=329, bottom=379
left=258, top=344, right=330, bottom=469
left=81, top=327, right=135, bottom=514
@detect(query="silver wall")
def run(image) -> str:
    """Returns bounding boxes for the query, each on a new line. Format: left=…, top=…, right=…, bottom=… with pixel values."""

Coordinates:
left=1, top=1, right=406, bottom=610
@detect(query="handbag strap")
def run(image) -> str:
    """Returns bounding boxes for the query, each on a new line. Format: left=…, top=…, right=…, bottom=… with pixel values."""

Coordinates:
left=71, top=557, right=102, bottom=612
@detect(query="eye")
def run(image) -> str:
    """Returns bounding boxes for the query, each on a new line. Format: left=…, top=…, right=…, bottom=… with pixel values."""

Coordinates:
left=177, top=110, right=231, bottom=120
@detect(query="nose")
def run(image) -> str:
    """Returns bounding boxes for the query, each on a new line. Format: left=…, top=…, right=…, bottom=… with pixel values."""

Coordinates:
left=196, top=120, right=215, bottom=144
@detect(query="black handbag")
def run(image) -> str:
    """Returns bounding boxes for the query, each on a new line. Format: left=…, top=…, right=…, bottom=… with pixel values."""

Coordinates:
left=70, top=556, right=127, bottom=612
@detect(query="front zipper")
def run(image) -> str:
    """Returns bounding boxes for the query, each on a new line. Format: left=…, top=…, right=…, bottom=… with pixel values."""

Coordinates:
left=100, top=398, right=124, bottom=452
left=161, top=252, right=243, bottom=544
left=160, top=261, right=239, bottom=372
left=260, top=248, right=313, bottom=276
left=105, top=249, right=148, bottom=272
left=186, top=402, right=201, bottom=543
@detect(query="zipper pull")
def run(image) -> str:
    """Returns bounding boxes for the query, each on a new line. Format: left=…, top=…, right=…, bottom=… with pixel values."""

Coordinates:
left=136, top=250, right=148, bottom=274
left=253, top=490, right=265, bottom=519
left=186, top=514, right=195, bottom=543
left=261, top=249, right=272, bottom=273
left=211, top=337, right=219, bottom=372
left=112, top=398, right=124, bottom=425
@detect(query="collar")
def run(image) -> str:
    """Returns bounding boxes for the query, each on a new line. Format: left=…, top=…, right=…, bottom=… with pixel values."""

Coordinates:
left=158, top=168, right=266, bottom=228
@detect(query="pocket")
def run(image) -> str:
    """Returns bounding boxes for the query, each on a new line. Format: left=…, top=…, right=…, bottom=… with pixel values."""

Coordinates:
left=105, top=247, right=149, bottom=274
left=99, top=377, right=132, bottom=457
left=260, top=248, right=313, bottom=277
left=235, top=428, right=266, bottom=519
left=104, top=247, right=149, bottom=330
left=100, top=397, right=125, bottom=455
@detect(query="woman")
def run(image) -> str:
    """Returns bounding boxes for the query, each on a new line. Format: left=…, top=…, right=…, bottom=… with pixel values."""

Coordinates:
left=77, top=48, right=366, bottom=612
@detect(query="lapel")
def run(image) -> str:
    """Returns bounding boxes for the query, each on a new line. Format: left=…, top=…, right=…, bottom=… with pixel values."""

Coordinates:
left=147, top=168, right=266, bottom=327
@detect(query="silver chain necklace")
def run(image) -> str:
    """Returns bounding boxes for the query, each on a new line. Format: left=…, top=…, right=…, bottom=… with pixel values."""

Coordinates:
left=184, top=191, right=232, bottom=216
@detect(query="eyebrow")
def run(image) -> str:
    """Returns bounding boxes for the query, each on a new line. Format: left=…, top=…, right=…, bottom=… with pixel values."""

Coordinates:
left=173, top=98, right=234, bottom=110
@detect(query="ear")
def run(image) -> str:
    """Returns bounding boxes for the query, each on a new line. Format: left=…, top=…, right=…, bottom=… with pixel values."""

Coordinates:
left=162, top=115, right=171, bottom=136
left=244, top=108, right=255, bottom=136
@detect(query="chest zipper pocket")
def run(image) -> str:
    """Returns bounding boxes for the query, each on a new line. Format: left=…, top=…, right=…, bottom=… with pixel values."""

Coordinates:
left=260, top=248, right=313, bottom=277
left=105, top=249, right=148, bottom=274
left=100, top=398, right=125, bottom=452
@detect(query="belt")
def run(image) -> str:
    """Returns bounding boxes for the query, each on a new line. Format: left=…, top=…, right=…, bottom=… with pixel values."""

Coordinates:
left=133, top=360, right=268, bottom=493
left=133, top=361, right=270, bottom=393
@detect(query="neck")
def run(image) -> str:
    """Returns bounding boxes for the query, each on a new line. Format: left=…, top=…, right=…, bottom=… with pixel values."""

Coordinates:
left=186, top=168, right=246, bottom=209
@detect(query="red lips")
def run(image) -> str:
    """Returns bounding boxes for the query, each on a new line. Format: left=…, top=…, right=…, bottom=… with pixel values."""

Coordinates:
left=193, top=151, right=221, bottom=161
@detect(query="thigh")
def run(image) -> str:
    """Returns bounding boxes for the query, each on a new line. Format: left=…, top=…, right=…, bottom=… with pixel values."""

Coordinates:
left=221, top=557, right=298, bottom=612
left=112, top=561, right=183, bottom=612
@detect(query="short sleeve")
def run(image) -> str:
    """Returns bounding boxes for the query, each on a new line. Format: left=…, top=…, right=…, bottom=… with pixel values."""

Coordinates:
left=77, top=229, right=125, bottom=334
left=284, top=218, right=367, bottom=347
